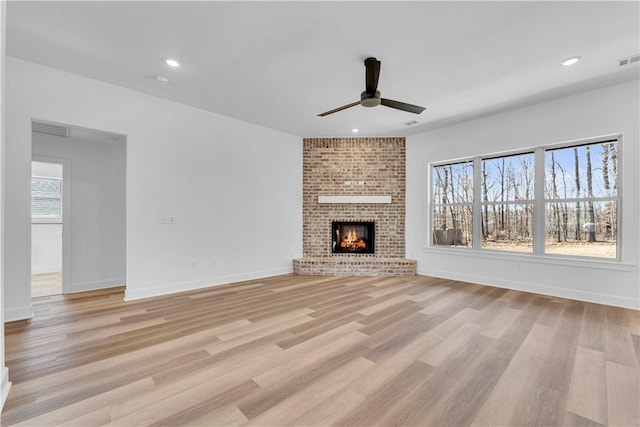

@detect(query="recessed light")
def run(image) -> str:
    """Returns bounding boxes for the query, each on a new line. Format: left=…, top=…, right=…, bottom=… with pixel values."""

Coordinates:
left=165, top=58, right=180, bottom=68
left=562, top=56, right=581, bottom=66
left=351, top=128, right=359, bottom=133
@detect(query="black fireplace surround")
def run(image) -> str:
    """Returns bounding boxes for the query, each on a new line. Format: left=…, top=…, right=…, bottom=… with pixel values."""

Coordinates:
left=332, top=221, right=375, bottom=254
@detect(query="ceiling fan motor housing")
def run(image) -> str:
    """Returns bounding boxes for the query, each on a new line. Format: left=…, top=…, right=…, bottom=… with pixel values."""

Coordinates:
left=361, top=90, right=381, bottom=107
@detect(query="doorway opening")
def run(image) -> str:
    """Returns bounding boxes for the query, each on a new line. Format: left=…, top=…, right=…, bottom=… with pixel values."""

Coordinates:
left=31, top=120, right=126, bottom=298
left=31, top=160, right=63, bottom=297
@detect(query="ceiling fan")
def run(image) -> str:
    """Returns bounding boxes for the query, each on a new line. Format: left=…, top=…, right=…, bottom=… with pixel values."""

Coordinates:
left=318, top=57, right=426, bottom=117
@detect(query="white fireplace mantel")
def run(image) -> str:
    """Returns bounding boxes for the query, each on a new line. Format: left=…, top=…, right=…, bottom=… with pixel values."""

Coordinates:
left=317, top=195, right=392, bottom=204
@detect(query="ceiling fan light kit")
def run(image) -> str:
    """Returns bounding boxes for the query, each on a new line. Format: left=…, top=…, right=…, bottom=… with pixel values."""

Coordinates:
left=318, top=57, right=426, bottom=117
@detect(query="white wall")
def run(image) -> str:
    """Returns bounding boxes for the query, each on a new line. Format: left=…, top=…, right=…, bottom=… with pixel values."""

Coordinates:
left=5, top=57, right=302, bottom=319
left=407, top=80, right=640, bottom=309
left=0, top=0, right=10, bottom=409
left=32, top=134, right=126, bottom=291
left=31, top=224, right=62, bottom=274
left=31, top=161, right=63, bottom=275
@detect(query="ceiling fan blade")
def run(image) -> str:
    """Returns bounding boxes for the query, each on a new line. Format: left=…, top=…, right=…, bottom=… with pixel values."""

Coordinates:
left=365, top=57, right=380, bottom=94
left=317, top=101, right=360, bottom=117
left=380, top=98, right=425, bottom=114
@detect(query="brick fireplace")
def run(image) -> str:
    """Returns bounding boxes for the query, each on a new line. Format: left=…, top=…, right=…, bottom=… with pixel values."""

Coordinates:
left=293, top=137, right=416, bottom=276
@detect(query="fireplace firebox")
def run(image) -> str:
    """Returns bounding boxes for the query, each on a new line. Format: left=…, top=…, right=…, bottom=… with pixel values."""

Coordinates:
left=332, top=221, right=375, bottom=254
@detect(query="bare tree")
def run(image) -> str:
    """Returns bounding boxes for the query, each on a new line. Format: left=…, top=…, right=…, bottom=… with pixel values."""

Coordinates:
left=574, top=148, right=581, bottom=241
left=521, top=157, right=533, bottom=240
left=586, top=146, right=596, bottom=242
left=602, top=143, right=612, bottom=238
left=482, top=162, right=489, bottom=239
left=439, top=168, right=449, bottom=231
left=550, top=152, right=562, bottom=242
left=448, top=165, right=458, bottom=240
left=610, top=144, right=618, bottom=190
left=602, top=144, right=611, bottom=191
left=559, top=163, right=568, bottom=242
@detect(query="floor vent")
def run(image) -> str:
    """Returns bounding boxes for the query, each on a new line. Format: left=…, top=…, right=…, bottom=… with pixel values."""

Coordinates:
left=32, top=121, right=70, bottom=138
left=618, top=54, right=640, bottom=67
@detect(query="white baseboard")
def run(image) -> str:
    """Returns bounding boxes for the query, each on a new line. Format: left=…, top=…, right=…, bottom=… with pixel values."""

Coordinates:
left=4, top=306, right=34, bottom=322
left=69, top=277, right=125, bottom=293
left=1, top=366, right=11, bottom=410
left=124, top=267, right=293, bottom=301
left=31, top=265, right=62, bottom=275
left=418, top=267, right=640, bottom=310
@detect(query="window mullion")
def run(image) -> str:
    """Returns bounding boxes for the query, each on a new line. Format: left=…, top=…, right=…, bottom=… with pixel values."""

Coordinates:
left=533, top=147, right=546, bottom=255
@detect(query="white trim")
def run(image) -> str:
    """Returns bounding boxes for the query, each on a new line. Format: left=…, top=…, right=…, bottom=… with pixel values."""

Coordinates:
left=69, top=277, right=125, bottom=293
left=534, top=147, right=545, bottom=255
left=31, top=218, right=62, bottom=224
left=422, top=246, right=635, bottom=271
left=4, top=306, right=34, bottom=322
left=1, top=367, right=11, bottom=410
left=124, top=267, right=292, bottom=301
left=415, top=269, right=639, bottom=310
left=318, top=195, right=391, bottom=204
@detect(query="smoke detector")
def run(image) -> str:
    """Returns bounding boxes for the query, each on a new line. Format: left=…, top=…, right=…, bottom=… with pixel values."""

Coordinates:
left=156, top=75, right=169, bottom=84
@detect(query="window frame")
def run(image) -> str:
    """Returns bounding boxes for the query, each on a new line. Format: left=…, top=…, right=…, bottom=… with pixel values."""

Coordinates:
left=430, top=160, right=474, bottom=248
left=427, top=135, right=622, bottom=262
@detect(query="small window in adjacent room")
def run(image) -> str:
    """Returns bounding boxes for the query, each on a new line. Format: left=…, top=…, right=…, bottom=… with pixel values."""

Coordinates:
left=431, top=161, right=473, bottom=247
left=31, top=176, right=62, bottom=223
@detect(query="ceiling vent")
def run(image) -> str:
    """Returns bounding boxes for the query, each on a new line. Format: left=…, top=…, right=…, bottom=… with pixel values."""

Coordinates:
left=618, top=54, right=640, bottom=67
left=32, top=121, right=70, bottom=138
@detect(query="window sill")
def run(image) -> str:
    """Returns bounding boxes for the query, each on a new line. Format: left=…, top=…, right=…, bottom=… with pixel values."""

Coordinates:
left=32, top=219, right=62, bottom=224
left=421, top=246, right=636, bottom=272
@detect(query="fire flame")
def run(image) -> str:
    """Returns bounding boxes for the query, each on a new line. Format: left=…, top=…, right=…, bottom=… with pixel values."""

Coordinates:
left=340, top=229, right=367, bottom=250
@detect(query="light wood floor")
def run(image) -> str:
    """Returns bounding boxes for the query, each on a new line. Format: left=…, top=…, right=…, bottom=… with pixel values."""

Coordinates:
left=2, top=274, right=639, bottom=426
left=31, top=272, right=62, bottom=298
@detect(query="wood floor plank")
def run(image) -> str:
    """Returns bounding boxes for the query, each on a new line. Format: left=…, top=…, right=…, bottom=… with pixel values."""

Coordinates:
left=290, top=388, right=365, bottom=427
left=423, top=338, right=518, bottom=427
left=179, top=404, right=248, bottom=427
left=606, top=361, right=640, bottom=426
left=605, top=323, right=639, bottom=369
left=566, top=346, right=608, bottom=426
left=479, top=305, right=521, bottom=340
left=381, top=333, right=496, bottom=427
left=335, top=360, right=433, bottom=427
left=242, top=356, right=373, bottom=426
left=471, top=323, right=555, bottom=426
left=108, top=344, right=284, bottom=422
left=2, top=274, right=638, bottom=427
left=11, top=378, right=154, bottom=427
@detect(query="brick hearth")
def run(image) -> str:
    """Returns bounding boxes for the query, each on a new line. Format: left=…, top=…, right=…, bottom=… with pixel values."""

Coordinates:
left=295, top=137, right=416, bottom=276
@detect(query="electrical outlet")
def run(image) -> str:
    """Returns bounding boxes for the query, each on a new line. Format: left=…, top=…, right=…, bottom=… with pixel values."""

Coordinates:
left=162, top=216, right=176, bottom=224
left=208, top=259, right=217, bottom=267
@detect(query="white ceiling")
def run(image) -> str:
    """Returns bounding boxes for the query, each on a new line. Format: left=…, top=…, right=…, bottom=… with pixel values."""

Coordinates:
left=6, top=1, right=640, bottom=138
